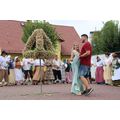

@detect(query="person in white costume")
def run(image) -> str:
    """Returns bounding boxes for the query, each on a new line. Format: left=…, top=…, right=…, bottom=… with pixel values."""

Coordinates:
left=0, top=51, right=9, bottom=87
left=32, top=59, right=45, bottom=85
left=22, top=57, right=34, bottom=84
left=14, top=56, right=24, bottom=85
left=103, top=53, right=113, bottom=85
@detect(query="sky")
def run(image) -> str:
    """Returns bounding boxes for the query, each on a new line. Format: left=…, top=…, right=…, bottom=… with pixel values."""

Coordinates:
left=48, top=20, right=104, bottom=37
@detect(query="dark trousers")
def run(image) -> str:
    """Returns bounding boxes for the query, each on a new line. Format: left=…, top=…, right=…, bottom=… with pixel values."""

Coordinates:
left=24, top=70, right=33, bottom=80
left=52, top=69, right=62, bottom=81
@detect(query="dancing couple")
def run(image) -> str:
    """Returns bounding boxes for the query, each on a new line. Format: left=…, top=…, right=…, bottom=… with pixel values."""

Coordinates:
left=71, top=34, right=94, bottom=96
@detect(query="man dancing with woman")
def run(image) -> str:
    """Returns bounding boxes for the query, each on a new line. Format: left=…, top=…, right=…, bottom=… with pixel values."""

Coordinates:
left=71, top=34, right=94, bottom=96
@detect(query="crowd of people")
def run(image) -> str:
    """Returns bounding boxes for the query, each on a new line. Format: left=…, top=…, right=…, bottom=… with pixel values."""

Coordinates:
left=94, top=52, right=120, bottom=85
left=1, top=33, right=119, bottom=96
left=0, top=50, right=73, bottom=87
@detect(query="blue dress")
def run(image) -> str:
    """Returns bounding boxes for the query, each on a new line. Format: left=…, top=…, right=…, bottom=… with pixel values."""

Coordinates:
left=71, top=51, right=84, bottom=94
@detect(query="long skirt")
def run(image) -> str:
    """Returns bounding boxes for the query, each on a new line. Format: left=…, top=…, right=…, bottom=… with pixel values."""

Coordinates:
left=65, top=71, right=72, bottom=83
left=104, top=65, right=112, bottom=85
left=71, top=55, right=84, bottom=94
left=45, top=67, right=54, bottom=80
left=14, top=68, right=24, bottom=81
left=95, top=66, right=104, bottom=83
left=0, top=69, right=8, bottom=82
left=9, top=69, right=16, bottom=84
left=33, top=66, right=44, bottom=81
left=61, top=66, right=65, bottom=81
left=0, top=69, right=4, bottom=82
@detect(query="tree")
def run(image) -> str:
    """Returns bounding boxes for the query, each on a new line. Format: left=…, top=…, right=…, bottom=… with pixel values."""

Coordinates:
left=92, top=31, right=103, bottom=55
left=22, top=20, right=58, bottom=48
left=100, top=20, right=120, bottom=52
left=92, top=20, right=120, bottom=55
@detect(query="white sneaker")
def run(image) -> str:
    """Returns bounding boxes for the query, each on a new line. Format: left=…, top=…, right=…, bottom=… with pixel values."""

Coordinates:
left=54, top=80, right=57, bottom=83
left=58, top=80, right=62, bottom=83
left=0, top=82, right=3, bottom=87
left=3, top=82, right=8, bottom=86
left=55, top=80, right=61, bottom=83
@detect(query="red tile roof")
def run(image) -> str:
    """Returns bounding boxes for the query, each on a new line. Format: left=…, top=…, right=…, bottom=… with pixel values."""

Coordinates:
left=0, top=20, right=82, bottom=55
left=0, top=20, right=24, bottom=53
left=54, top=25, right=82, bottom=55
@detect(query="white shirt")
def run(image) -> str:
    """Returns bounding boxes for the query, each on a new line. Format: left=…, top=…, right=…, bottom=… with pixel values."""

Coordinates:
left=0, top=56, right=9, bottom=70
left=34, top=59, right=44, bottom=66
left=91, top=60, right=94, bottom=66
left=0, top=56, right=3, bottom=69
left=53, top=59, right=62, bottom=70
left=96, top=60, right=104, bottom=67
left=22, top=58, right=33, bottom=70
left=104, top=55, right=113, bottom=65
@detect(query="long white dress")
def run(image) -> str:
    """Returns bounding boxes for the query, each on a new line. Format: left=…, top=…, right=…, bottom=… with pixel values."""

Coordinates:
left=14, top=61, right=24, bottom=81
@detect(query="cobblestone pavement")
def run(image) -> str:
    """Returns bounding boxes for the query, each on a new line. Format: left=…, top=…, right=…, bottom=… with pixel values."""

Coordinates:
left=0, top=83, right=120, bottom=100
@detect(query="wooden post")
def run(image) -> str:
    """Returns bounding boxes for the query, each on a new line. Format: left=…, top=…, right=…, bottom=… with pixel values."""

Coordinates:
left=39, top=59, right=42, bottom=93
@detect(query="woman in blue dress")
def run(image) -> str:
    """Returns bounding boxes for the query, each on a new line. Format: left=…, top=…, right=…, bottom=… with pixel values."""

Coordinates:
left=71, top=44, right=84, bottom=95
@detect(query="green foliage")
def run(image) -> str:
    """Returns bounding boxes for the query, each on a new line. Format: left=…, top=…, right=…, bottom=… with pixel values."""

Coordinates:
left=22, top=20, right=58, bottom=48
left=92, top=31, right=103, bottom=55
left=92, top=20, right=120, bottom=55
